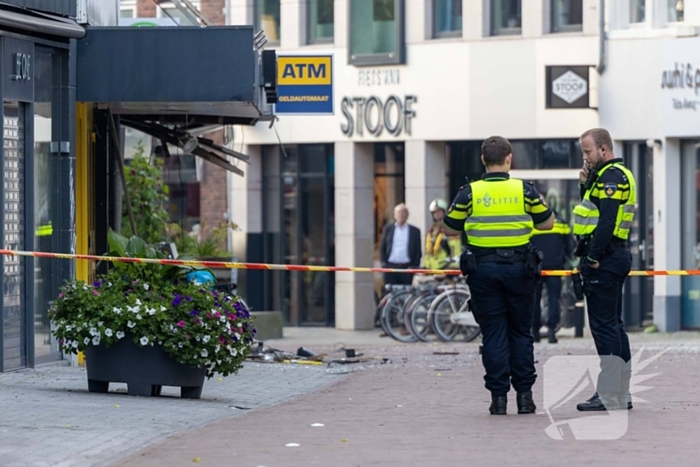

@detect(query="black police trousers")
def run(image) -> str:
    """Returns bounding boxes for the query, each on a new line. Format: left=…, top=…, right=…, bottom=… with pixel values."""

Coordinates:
left=580, top=247, right=632, bottom=396
left=467, top=260, right=537, bottom=396
left=533, top=275, right=563, bottom=333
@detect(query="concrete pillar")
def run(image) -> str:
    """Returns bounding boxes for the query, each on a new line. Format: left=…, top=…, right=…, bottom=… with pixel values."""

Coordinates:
left=405, top=141, right=447, bottom=264
left=653, top=139, right=682, bottom=331
left=230, top=142, right=264, bottom=311
left=334, top=142, right=375, bottom=330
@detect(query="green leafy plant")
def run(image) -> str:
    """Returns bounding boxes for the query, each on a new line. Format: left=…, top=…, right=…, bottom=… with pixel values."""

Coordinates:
left=122, top=141, right=170, bottom=245
left=169, top=221, right=237, bottom=259
left=50, top=229, right=256, bottom=378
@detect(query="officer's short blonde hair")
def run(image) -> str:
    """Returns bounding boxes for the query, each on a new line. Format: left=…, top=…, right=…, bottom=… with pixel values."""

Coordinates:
left=580, top=128, right=614, bottom=151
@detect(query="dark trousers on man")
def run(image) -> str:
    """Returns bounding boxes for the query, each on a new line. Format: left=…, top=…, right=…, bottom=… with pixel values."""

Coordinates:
left=581, top=247, right=632, bottom=397
left=533, top=275, right=562, bottom=335
left=467, top=261, right=537, bottom=396
left=383, top=262, right=413, bottom=289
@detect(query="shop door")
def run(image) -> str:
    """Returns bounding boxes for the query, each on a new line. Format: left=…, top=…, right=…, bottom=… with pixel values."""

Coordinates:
left=681, top=141, right=700, bottom=329
left=2, top=101, right=27, bottom=371
left=623, top=143, right=654, bottom=329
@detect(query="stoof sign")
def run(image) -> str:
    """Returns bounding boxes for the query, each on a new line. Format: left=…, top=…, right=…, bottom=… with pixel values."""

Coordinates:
left=546, top=66, right=590, bottom=109
left=275, top=55, right=333, bottom=114
left=340, top=95, right=416, bottom=137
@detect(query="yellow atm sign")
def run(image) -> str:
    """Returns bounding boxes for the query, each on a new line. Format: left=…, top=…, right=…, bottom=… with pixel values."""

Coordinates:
left=278, top=56, right=332, bottom=85
left=276, top=55, right=333, bottom=114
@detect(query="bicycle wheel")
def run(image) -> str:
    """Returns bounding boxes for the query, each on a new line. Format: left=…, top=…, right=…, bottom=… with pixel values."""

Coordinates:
left=430, top=288, right=480, bottom=342
left=381, top=288, right=416, bottom=342
left=403, top=290, right=427, bottom=340
left=409, top=291, right=439, bottom=342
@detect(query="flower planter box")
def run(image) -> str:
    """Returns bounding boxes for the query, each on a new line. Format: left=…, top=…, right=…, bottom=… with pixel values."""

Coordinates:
left=85, top=336, right=206, bottom=399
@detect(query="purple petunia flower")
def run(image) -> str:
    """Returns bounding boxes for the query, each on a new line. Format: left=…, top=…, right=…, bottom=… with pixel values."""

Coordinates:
left=93, top=281, right=101, bottom=289
left=172, top=294, right=183, bottom=307
left=190, top=310, right=200, bottom=316
left=59, top=293, right=64, bottom=299
left=185, top=295, right=193, bottom=302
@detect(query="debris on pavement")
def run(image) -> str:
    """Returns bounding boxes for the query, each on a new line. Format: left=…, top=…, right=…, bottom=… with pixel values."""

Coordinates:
left=285, top=443, right=300, bottom=448
left=433, top=351, right=459, bottom=355
left=310, top=423, right=325, bottom=427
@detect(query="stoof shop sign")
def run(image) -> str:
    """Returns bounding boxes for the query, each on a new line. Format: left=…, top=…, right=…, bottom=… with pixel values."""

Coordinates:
left=661, top=62, right=700, bottom=111
left=552, top=71, right=586, bottom=104
left=11, top=53, right=31, bottom=81
left=340, top=95, right=416, bottom=137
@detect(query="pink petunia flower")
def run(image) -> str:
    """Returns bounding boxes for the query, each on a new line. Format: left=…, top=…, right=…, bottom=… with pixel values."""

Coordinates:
left=177, top=321, right=186, bottom=328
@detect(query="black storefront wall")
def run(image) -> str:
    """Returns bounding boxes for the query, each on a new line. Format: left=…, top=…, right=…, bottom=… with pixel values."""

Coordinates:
left=0, top=29, right=74, bottom=371
left=0, top=0, right=75, bottom=17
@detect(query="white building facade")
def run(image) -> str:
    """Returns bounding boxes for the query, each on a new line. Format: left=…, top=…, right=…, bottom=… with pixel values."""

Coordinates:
left=599, top=0, right=700, bottom=332
left=228, top=0, right=604, bottom=329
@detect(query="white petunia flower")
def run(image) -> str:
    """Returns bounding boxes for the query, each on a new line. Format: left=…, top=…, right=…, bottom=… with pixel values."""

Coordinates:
left=84, top=337, right=90, bottom=345
left=105, top=329, right=113, bottom=337
left=161, top=306, right=167, bottom=312
left=229, top=347, right=238, bottom=357
left=215, top=345, right=221, bottom=353
left=107, top=282, right=113, bottom=287
left=146, top=307, right=156, bottom=316
left=98, top=321, right=104, bottom=327
left=127, top=321, right=136, bottom=329
left=178, top=342, right=183, bottom=348
left=89, top=327, right=98, bottom=336
left=143, top=284, right=150, bottom=291
left=135, top=299, right=142, bottom=306
left=136, top=314, right=142, bottom=320
left=92, top=336, right=101, bottom=346
left=113, top=307, right=122, bottom=314
left=202, top=335, right=211, bottom=343
left=116, top=331, right=125, bottom=339
left=234, top=333, right=241, bottom=340
left=83, top=285, right=88, bottom=290
left=196, top=336, right=201, bottom=342
left=201, top=349, right=209, bottom=358
left=140, top=336, right=149, bottom=346
left=72, top=341, right=79, bottom=348
left=65, top=325, right=73, bottom=332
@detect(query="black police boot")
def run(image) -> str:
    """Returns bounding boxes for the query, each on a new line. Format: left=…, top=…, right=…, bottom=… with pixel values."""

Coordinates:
left=547, top=329, right=558, bottom=344
left=489, top=394, right=507, bottom=415
left=619, top=374, right=633, bottom=410
left=576, top=392, right=621, bottom=412
left=516, top=391, right=537, bottom=414
left=533, top=330, right=541, bottom=343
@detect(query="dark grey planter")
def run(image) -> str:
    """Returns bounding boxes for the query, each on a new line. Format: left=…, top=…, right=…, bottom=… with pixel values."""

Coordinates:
left=84, top=337, right=206, bottom=399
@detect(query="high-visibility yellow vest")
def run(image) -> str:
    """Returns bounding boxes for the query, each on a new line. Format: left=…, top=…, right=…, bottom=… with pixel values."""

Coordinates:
left=531, top=219, right=570, bottom=236
left=465, top=179, right=533, bottom=248
left=36, top=222, right=53, bottom=237
left=424, top=228, right=461, bottom=270
left=572, top=163, right=637, bottom=239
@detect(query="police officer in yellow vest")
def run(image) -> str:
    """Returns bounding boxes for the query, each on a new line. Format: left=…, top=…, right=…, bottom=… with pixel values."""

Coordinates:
left=444, top=136, right=554, bottom=416
left=423, top=199, right=461, bottom=272
left=573, top=128, right=636, bottom=412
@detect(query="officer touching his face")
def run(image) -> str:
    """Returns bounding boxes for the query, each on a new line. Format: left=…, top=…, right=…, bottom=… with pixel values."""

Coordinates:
left=443, top=136, right=554, bottom=416
left=572, top=128, right=636, bottom=412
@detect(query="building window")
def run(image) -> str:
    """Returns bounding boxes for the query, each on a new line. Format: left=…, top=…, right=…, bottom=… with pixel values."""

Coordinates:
left=308, top=0, right=334, bottom=43
left=255, top=0, right=281, bottom=45
left=349, top=0, right=405, bottom=66
left=120, top=8, right=134, bottom=18
left=491, top=0, right=522, bottom=36
left=668, top=0, right=684, bottom=22
left=630, top=0, right=645, bottom=23
left=551, top=0, right=582, bottom=32
left=157, top=1, right=202, bottom=26
left=433, top=0, right=462, bottom=38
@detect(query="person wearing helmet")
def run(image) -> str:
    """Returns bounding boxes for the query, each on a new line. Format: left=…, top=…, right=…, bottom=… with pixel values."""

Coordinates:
left=423, top=198, right=461, bottom=272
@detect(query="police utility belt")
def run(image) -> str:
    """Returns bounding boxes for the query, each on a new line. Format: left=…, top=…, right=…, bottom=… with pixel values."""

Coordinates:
left=459, top=245, right=543, bottom=278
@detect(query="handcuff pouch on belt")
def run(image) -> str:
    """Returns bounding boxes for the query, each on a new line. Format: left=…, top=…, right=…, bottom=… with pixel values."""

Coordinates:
left=524, top=245, right=543, bottom=280
left=459, top=248, right=477, bottom=276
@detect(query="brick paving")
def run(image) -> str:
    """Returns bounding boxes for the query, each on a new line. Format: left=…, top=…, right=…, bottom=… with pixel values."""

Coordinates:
left=0, top=362, right=343, bottom=467
left=111, top=334, right=700, bottom=467
left=2, top=333, right=700, bottom=467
